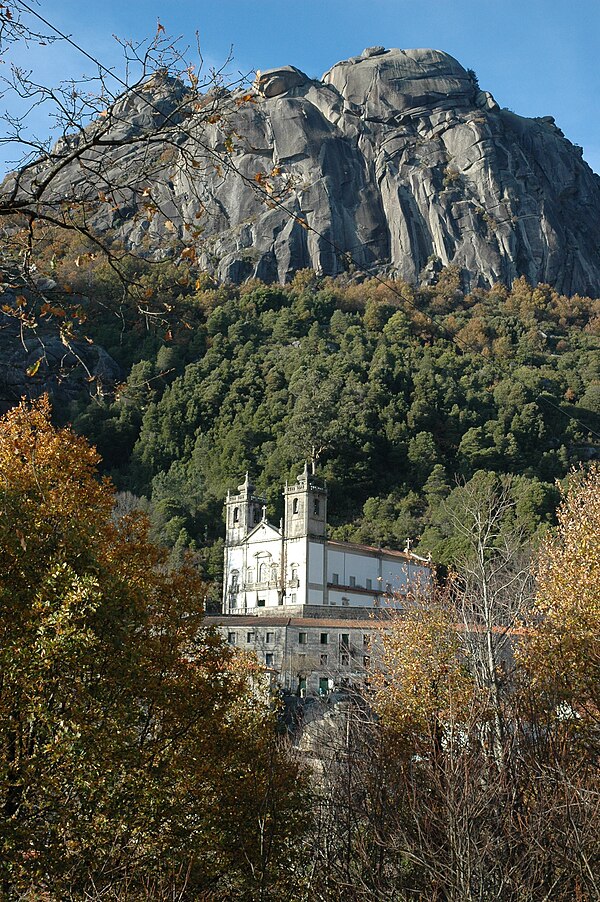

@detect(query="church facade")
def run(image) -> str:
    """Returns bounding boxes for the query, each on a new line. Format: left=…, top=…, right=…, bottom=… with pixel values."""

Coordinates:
left=212, top=467, right=432, bottom=695
left=222, top=466, right=431, bottom=617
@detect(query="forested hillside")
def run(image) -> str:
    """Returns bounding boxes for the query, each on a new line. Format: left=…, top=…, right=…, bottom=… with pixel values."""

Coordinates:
left=31, top=253, right=597, bottom=583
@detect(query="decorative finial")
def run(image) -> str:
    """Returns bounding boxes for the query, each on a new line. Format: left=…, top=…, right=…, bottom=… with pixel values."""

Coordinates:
left=237, top=471, right=254, bottom=494
left=262, top=504, right=267, bottom=520
left=404, top=537, right=412, bottom=553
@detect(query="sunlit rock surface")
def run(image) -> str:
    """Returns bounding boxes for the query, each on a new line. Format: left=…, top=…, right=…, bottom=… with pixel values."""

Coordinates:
left=9, top=47, right=600, bottom=294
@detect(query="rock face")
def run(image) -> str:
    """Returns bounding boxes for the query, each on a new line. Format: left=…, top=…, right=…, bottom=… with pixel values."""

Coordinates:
left=0, top=309, right=122, bottom=414
left=9, top=48, right=600, bottom=294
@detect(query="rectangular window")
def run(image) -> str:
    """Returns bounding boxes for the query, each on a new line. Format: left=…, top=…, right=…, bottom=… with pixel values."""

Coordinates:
left=349, top=576, right=356, bottom=587
left=247, top=631, right=255, bottom=643
left=298, top=632, right=308, bottom=645
left=332, top=572, right=339, bottom=584
left=320, top=653, right=328, bottom=665
left=340, top=633, right=350, bottom=650
left=257, top=598, right=265, bottom=607
left=366, top=578, right=372, bottom=590
left=341, top=653, right=350, bottom=666
left=319, top=677, right=329, bottom=696
left=320, top=633, right=328, bottom=645
left=266, top=632, right=274, bottom=644
left=227, top=632, right=236, bottom=645
left=291, top=593, right=297, bottom=604
left=265, top=653, right=274, bottom=667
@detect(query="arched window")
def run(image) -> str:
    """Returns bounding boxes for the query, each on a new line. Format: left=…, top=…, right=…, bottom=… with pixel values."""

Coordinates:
left=231, top=570, right=239, bottom=590
left=232, top=507, right=239, bottom=523
left=292, top=497, right=299, bottom=514
left=253, top=507, right=261, bottom=524
left=313, top=498, right=320, bottom=516
left=259, top=562, right=267, bottom=584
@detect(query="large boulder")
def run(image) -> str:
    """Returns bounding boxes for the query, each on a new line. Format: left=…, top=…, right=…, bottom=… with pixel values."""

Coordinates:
left=255, top=66, right=311, bottom=98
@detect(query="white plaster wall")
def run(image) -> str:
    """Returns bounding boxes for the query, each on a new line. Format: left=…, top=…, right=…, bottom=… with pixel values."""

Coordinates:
left=327, top=589, right=378, bottom=607
left=324, top=546, right=429, bottom=609
left=326, top=548, right=380, bottom=587
left=308, top=541, right=325, bottom=583
left=284, top=535, right=308, bottom=605
left=381, top=558, right=409, bottom=592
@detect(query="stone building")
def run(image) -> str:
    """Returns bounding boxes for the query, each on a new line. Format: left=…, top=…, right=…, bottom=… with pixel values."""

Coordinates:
left=206, top=614, right=383, bottom=696
left=206, top=467, right=432, bottom=696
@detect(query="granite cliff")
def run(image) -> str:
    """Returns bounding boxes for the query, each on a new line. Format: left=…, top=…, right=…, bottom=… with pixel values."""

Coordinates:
left=5, top=46, right=600, bottom=294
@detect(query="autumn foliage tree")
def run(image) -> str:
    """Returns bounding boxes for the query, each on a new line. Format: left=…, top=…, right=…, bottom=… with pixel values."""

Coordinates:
left=522, top=463, right=600, bottom=746
left=337, top=470, right=600, bottom=902
left=0, top=397, right=307, bottom=900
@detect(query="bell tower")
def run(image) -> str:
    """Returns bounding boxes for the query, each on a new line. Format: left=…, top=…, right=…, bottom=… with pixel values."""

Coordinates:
left=224, top=473, right=265, bottom=546
left=283, top=463, right=327, bottom=539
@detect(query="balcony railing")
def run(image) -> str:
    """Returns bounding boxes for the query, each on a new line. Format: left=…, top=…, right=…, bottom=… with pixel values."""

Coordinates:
left=242, top=579, right=283, bottom=591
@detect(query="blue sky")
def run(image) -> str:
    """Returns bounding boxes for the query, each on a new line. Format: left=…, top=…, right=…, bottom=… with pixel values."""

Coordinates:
left=3, top=0, right=600, bottom=174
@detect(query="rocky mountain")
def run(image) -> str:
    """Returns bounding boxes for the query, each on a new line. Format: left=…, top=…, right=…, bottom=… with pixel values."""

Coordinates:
left=6, top=46, right=600, bottom=294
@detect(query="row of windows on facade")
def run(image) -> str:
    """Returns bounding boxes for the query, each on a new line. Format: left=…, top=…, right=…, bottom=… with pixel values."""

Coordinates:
left=331, top=574, right=385, bottom=591
left=231, top=497, right=320, bottom=524
left=230, top=594, right=298, bottom=608
left=230, top=565, right=299, bottom=588
left=230, top=594, right=362, bottom=609
left=232, top=506, right=262, bottom=525
left=297, top=675, right=357, bottom=696
left=260, top=652, right=371, bottom=669
left=231, top=567, right=387, bottom=593
left=228, top=631, right=371, bottom=648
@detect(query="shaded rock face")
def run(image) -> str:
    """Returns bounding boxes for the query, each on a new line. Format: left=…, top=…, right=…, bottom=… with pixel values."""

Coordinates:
left=13, top=48, right=600, bottom=294
left=0, top=310, right=122, bottom=414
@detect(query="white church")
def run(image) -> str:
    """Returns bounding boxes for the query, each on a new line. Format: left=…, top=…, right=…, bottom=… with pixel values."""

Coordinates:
left=222, top=465, right=431, bottom=616
left=209, top=466, right=432, bottom=695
